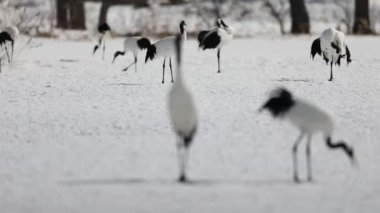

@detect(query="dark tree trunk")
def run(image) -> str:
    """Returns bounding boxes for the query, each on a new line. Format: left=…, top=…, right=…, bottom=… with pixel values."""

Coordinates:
left=353, top=0, right=371, bottom=34
left=289, top=0, right=310, bottom=34
left=99, top=1, right=111, bottom=24
left=57, top=0, right=68, bottom=29
left=69, top=0, right=86, bottom=29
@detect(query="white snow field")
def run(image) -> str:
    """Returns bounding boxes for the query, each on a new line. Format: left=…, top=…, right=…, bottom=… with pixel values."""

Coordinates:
left=1, top=36, right=380, bottom=213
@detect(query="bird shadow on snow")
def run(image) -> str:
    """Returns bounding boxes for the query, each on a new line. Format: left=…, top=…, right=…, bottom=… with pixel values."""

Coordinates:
left=60, top=59, right=79, bottom=63
left=60, top=177, right=296, bottom=187
left=275, top=78, right=314, bottom=83
left=108, top=83, right=144, bottom=86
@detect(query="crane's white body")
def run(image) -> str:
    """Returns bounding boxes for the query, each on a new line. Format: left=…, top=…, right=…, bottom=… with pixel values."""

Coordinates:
left=216, top=26, right=234, bottom=49
left=320, top=27, right=348, bottom=64
left=123, top=37, right=143, bottom=54
left=154, top=32, right=187, bottom=59
left=169, top=79, right=198, bottom=137
left=285, top=99, right=334, bottom=137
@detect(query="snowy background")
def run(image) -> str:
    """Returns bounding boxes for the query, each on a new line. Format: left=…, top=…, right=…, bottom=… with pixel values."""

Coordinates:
left=1, top=0, right=380, bottom=37
left=1, top=0, right=380, bottom=213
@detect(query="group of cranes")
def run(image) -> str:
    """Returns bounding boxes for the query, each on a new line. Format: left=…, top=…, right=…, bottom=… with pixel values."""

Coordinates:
left=134, top=22, right=353, bottom=182
left=94, top=21, right=351, bottom=83
left=0, top=20, right=356, bottom=184
left=93, top=19, right=234, bottom=84
left=90, top=20, right=356, bottom=183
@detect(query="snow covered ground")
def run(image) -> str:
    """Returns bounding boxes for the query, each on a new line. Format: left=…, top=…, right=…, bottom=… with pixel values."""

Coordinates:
left=1, top=36, right=380, bottom=212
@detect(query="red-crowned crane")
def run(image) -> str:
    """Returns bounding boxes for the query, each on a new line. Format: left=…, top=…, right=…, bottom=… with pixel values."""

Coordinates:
left=260, top=88, right=356, bottom=183
left=311, top=27, right=352, bottom=81
left=145, top=20, right=187, bottom=84
left=197, top=19, right=234, bottom=73
left=112, top=37, right=151, bottom=72
left=168, top=35, right=198, bottom=182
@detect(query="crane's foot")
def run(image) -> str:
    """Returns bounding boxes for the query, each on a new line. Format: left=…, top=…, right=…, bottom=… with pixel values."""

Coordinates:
left=178, top=175, right=187, bottom=183
left=293, top=175, right=300, bottom=183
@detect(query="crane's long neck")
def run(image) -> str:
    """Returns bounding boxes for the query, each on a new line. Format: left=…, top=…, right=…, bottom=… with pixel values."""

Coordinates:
left=181, top=30, right=187, bottom=42
left=174, top=34, right=186, bottom=88
left=224, top=26, right=234, bottom=35
left=175, top=41, right=185, bottom=87
left=176, top=54, right=184, bottom=84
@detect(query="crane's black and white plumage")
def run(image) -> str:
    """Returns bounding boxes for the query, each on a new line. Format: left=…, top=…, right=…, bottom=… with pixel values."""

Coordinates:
left=0, top=31, right=14, bottom=73
left=2, top=26, right=19, bottom=63
left=169, top=35, right=198, bottom=183
left=260, top=88, right=355, bottom=183
left=311, top=27, right=352, bottom=81
left=93, top=23, right=111, bottom=60
left=197, top=19, right=234, bottom=73
left=145, top=20, right=187, bottom=84
left=112, top=37, right=151, bottom=72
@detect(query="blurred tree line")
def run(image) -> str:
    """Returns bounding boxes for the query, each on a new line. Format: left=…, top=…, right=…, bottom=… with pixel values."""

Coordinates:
left=55, top=0, right=372, bottom=34
left=56, top=0, right=183, bottom=29
left=265, top=0, right=372, bottom=34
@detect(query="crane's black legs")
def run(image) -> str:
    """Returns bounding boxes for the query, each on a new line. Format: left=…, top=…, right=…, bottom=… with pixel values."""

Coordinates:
left=329, top=61, right=333, bottom=81
left=0, top=59, right=2, bottom=73
left=99, top=33, right=106, bottom=60
left=169, top=58, right=174, bottom=83
left=5, top=46, right=11, bottom=63
left=306, top=134, right=313, bottom=182
left=93, top=36, right=102, bottom=56
left=7, top=44, right=14, bottom=62
left=122, top=61, right=136, bottom=72
left=177, top=138, right=189, bottom=183
left=134, top=54, right=138, bottom=72
left=102, top=41, right=106, bottom=60
left=122, top=56, right=137, bottom=72
left=292, top=132, right=304, bottom=183
left=217, top=48, right=221, bottom=73
left=11, top=44, right=14, bottom=62
left=162, top=58, right=166, bottom=84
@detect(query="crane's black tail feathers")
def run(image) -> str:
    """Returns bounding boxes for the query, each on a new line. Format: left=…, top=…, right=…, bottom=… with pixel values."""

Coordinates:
left=112, top=51, right=125, bottom=63
left=346, top=45, right=352, bottom=64
left=145, top=45, right=156, bottom=63
left=93, top=35, right=105, bottom=56
left=137, top=37, right=151, bottom=50
left=93, top=45, right=99, bottom=55
left=331, top=42, right=341, bottom=54
left=326, top=137, right=356, bottom=165
left=311, top=38, right=321, bottom=59
left=175, top=34, right=182, bottom=66
left=197, top=31, right=208, bottom=46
